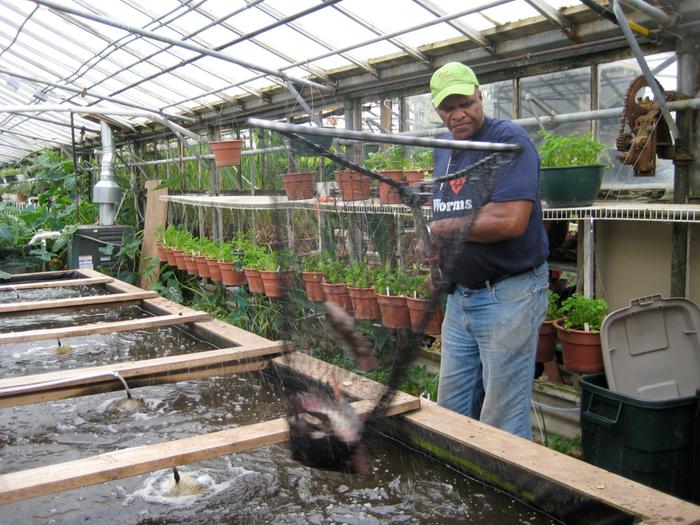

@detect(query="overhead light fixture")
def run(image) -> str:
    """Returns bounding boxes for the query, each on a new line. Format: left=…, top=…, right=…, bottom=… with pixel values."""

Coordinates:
left=6, top=75, right=20, bottom=91
left=33, top=90, right=49, bottom=101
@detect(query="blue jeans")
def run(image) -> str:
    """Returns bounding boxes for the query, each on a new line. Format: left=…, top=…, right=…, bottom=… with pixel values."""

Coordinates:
left=437, top=263, right=548, bottom=439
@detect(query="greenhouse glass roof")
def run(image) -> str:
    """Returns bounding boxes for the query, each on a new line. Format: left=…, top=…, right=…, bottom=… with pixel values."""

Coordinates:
left=0, top=0, right=697, bottom=164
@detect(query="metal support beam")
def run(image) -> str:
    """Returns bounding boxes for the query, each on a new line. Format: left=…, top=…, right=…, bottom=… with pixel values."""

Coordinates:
left=285, top=82, right=323, bottom=127
left=30, top=0, right=332, bottom=93
left=582, top=218, right=595, bottom=298
left=620, top=0, right=676, bottom=26
left=524, top=0, right=576, bottom=40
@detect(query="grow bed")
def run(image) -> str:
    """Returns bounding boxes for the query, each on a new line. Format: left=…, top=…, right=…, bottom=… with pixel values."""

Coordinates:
left=0, top=374, right=555, bottom=525
left=0, top=271, right=697, bottom=525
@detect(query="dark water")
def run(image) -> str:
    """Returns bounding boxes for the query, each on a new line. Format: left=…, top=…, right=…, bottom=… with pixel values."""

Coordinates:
left=0, top=325, right=219, bottom=378
left=0, top=304, right=153, bottom=333
left=0, top=373, right=556, bottom=525
left=0, top=284, right=110, bottom=304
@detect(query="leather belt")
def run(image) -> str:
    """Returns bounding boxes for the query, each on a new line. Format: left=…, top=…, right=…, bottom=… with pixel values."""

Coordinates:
left=467, top=273, right=514, bottom=290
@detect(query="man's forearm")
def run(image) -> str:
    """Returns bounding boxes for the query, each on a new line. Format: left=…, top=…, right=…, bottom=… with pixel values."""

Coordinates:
left=429, top=200, right=533, bottom=243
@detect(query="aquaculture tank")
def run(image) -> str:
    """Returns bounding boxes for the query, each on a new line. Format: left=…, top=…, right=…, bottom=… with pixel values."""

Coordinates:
left=0, top=272, right=697, bottom=525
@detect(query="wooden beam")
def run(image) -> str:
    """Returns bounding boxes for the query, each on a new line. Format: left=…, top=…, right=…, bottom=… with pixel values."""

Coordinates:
left=137, top=179, right=168, bottom=290
left=0, top=276, right=112, bottom=291
left=0, top=311, right=210, bottom=344
left=0, top=341, right=284, bottom=408
left=0, top=291, right=158, bottom=314
left=0, top=397, right=418, bottom=505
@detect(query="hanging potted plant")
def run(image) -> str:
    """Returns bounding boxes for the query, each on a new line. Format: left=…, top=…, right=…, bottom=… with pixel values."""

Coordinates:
left=345, top=261, right=380, bottom=320
left=365, top=146, right=407, bottom=205
left=201, top=239, right=223, bottom=283
left=301, top=251, right=330, bottom=302
left=374, top=268, right=412, bottom=329
left=259, top=249, right=298, bottom=298
left=240, top=242, right=269, bottom=294
left=334, top=168, right=371, bottom=201
left=537, top=290, right=561, bottom=363
left=210, top=138, right=244, bottom=167
left=216, top=241, right=246, bottom=286
left=405, top=276, right=444, bottom=335
left=538, top=131, right=607, bottom=208
left=321, top=259, right=353, bottom=313
left=281, top=171, right=315, bottom=201
left=554, top=293, right=608, bottom=373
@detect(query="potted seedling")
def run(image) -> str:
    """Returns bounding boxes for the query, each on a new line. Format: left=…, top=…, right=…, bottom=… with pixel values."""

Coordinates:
left=538, top=131, right=608, bottom=208
left=344, top=261, right=380, bottom=320
left=554, top=293, right=608, bottom=373
left=259, top=248, right=298, bottom=298
left=365, top=145, right=408, bottom=205
left=405, top=274, right=444, bottom=335
left=374, top=267, right=414, bottom=329
left=301, top=251, right=332, bottom=302
left=320, top=258, right=353, bottom=313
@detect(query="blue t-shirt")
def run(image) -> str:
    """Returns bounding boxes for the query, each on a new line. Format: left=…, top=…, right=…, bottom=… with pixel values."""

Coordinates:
left=432, top=117, right=548, bottom=287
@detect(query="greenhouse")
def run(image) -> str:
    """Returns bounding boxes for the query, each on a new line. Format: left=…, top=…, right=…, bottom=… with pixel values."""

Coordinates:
left=0, top=1, right=699, bottom=523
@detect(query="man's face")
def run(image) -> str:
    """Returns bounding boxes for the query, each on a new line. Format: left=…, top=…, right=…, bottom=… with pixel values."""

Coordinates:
left=436, top=92, right=485, bottom=140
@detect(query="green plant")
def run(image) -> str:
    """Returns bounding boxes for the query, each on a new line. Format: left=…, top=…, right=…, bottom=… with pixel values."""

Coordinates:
left=373, top=267, right=424, bottom=296
left=557, top=293, right=608, bottom=331
left=545, top=290, right=561, bottom=321
left=364, top=145, right=407, bottom=171
left=343, top=261, right=377, bottom=288
left=538, top=131, right=607, bottom=168
left=409, top=149, right=433, bottom=171
left=302, top=251, right=333, bottom=273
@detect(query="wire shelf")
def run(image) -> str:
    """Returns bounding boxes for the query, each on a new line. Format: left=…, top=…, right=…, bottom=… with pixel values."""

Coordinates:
left=164, top=195, right=700, bottom=223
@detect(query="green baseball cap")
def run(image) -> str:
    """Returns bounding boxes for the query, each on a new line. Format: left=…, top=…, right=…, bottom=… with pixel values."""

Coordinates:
left=430, top=62, right=479, bottom=108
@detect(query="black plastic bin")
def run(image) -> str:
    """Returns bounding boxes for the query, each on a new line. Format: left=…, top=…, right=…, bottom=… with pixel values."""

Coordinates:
left=580, top=372, right=698, bottom=502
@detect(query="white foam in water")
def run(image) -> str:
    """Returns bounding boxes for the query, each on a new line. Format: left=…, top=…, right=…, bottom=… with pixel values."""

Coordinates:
left=127, top=468, right=233, bottom=507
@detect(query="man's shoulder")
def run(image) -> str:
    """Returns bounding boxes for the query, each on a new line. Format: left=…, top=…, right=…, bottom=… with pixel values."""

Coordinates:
left=483, top=117, right=530, bottom=142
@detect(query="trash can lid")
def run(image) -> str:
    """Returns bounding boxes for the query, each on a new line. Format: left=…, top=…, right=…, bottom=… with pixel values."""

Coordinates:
left=601, top=294, right=700, bottom=400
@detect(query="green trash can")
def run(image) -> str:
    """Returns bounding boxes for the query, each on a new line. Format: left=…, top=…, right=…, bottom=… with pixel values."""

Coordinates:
left=580, top=373, right=698, bottom=501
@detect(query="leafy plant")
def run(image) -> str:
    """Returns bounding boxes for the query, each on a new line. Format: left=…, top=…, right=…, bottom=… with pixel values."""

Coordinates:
left=373, top=267, right=424, bottom=296
left=301, top=251, right=333, bottom=273
left=557, top=293, right=608, bottom=331
left=344, top=261, right=377, bottom=288
left=538, top=131, right=607, bottom=168
left=364, top=145, right=407, bottom=171
left=409, top=149, right=433, bottom=171
left=545, top=290, right=561, bottom=321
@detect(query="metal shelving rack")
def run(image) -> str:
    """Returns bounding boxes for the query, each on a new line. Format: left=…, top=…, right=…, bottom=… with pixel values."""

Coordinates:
left=164, top=195, right=700, bottom=223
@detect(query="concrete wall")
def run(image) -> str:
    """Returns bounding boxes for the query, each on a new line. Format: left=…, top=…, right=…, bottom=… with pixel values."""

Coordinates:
left=595, top=221, right=699, bottom=311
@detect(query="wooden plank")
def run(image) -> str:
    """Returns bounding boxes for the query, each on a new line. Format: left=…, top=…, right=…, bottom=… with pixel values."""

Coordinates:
left=0, top=397, right=417, bottom=505
left=0, top=277, right=113, bottom=291
left=0, top=311, right=210, bottom=344
left=404, top=401, right=700, bottom=525
left=0, top=341, right=283, bottom=395
left=137, top=179, right=168, bottom=290
left=0, top=291, right=158, bottom=314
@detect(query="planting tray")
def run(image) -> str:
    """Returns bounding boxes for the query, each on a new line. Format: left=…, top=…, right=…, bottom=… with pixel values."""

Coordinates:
left=600, top=294, right=700, bottom=400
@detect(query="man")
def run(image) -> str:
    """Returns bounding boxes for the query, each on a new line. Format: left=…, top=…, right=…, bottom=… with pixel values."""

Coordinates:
left=426, top=62, right=549, bottom=439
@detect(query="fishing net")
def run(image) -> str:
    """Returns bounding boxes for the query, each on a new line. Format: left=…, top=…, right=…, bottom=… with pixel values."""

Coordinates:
left=249, top=121, right=517, bottom=474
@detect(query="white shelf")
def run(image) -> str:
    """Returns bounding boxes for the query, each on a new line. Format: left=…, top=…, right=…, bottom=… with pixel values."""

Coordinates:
left=164, top=195, right=700, bottom=223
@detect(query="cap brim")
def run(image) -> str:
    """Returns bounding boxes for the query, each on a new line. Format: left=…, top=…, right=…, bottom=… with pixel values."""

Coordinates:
left=433, top=83, right=477, bottom=108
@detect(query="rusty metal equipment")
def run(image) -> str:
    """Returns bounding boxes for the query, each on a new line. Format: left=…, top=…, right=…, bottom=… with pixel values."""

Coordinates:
left=616, top=75, right=678, bottom=176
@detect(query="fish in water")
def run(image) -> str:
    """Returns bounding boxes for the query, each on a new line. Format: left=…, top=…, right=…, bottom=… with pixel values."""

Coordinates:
left=288, top=373, right=367, bottom=474
left=163, top=467, right=205, bottom=497
left=324, top=301, right=377, bottom=372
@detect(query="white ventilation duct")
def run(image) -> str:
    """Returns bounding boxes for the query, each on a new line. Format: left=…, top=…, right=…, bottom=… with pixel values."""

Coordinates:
left=93, top=120, right=121, bottom=226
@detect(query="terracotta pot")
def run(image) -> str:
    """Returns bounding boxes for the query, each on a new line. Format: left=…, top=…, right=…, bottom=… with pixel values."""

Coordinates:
left=301, top=271, right=326, bottom=302
left=194, top=255, right=210, bottom=278
left=207, top=258, right=223, bottom=282
left=537, top=319, right=559, bottom=363
left=210, top=139, right=243, bottom=167
left=184, top=254, right=198, bottom=275
left=321, top=282, right=353, bottom=313
left=281, top=171, right=315, bottom=200
left=219, top=262, right=245, bottom=286
left=156, top=242, right=167, bottom=260
left=377, top=169, right=405, bottom=205
left=404, top=169, right=425, bottom=185
left=260, top=270, right=296, bottom=298
left=244, top=268, right=265, bottom=294
left=554, top=319, right=603, bottom=373
left=173, top=250, right=187, bottom=270
left=406, top=297, right=444, bottom=335
left=165, top=248, right=178, bottom=266
left=347, top=286, right=380, bottom=320
left=334, top=169, right=371, bottom=201
left=376, top=294, right=411, bottom=329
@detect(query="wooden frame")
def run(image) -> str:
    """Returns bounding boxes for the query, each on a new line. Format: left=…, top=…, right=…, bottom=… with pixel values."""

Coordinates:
left=0, top=271, right=698, bottom=523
